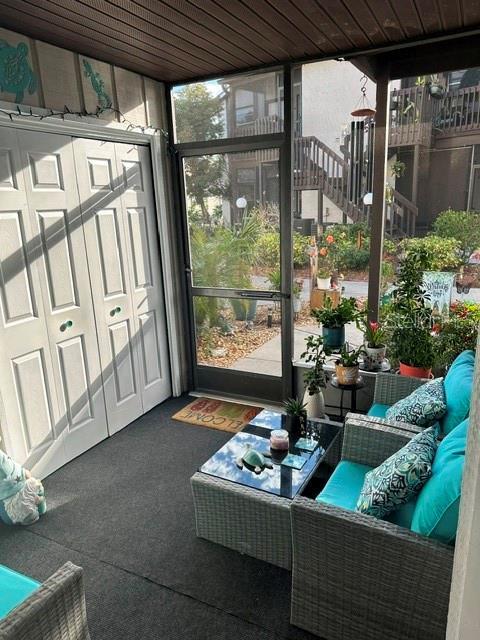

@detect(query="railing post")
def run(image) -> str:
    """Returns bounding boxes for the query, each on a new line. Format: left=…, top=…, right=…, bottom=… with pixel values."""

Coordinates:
left=367, top=65, right=390, bottom=322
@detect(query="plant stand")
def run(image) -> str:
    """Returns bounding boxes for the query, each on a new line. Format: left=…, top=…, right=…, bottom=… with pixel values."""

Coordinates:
left=310, top=287, right=341, bottom=310
left=330, top=375, right=366, bottom=417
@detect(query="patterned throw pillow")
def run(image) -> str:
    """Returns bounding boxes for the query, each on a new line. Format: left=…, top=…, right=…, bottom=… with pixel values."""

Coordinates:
left=356, top=426, right=438, bottom=518
left=385, top=378, right=447, bottom=427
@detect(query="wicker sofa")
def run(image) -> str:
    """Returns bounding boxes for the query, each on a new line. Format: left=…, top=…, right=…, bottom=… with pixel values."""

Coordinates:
left=0, top=562, right=90, bottom=640
left=290, top=416, right=454, bottom=640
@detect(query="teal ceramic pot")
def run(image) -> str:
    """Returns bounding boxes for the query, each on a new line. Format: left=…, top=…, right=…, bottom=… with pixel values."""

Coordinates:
left=322, top=325, right=345, bottom=350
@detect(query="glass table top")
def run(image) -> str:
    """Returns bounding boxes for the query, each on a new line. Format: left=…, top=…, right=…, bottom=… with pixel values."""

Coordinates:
left=199, top=412, right=341, bottom=499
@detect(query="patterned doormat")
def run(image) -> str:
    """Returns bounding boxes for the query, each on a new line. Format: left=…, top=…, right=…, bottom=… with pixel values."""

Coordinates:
left=172, top=397, right=262, bottom=433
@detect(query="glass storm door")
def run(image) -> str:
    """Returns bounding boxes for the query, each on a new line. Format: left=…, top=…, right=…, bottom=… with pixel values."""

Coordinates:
left=179, top=145, right=291, bottom=403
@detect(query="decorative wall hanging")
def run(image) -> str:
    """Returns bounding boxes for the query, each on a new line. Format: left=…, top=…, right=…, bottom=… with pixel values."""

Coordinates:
left=82, top=59, right=112, bottom=109
left=0, top=40, right=37, bottom=103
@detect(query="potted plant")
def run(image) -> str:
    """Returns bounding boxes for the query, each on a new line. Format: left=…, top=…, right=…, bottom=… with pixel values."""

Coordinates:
left=362, top=319, right=387, bottom=370
left=335, top=343, right=364, bottom=385
left=385, top=251, right=435, bottom=378
left=292, top=278, right=303, bottom=314
left=316, top=234, right=335, bottom=289
left=311, top=296, right=361, bottom=350
left=282, top=397, right=307, bottom=437
left=427, top=74, right=445, bottom=99
left=300, top=334, right=329, bottom=419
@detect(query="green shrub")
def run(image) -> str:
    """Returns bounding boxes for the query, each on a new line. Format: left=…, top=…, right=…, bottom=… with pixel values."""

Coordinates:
left=400, top=235, right=462, bottom=271
left=434, top=302, right=480, bottom=369
left=255, top=231, right=309, bottom=268
left=433, top=209, right=480, bottom=262
left=335, top=244, right=370, bottom=271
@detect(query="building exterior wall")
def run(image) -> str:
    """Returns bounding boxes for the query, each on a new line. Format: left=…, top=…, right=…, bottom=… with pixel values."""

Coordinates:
left=301, top=60, right=376, bottom=154
left=0, top=27, right=165, bottom=130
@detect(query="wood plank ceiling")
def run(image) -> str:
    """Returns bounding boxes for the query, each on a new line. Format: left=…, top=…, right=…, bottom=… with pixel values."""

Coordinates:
left=0, top=0, right=479, bottom=83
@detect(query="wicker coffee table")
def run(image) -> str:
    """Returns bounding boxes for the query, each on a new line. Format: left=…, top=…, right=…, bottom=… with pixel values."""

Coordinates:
left=191, top=412, right=341, bottom=570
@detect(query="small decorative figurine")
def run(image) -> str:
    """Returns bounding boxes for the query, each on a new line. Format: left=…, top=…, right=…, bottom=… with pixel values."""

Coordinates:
left=0, top=446, right=46, bottom=525
left=236, top=445, right=273, bottom=474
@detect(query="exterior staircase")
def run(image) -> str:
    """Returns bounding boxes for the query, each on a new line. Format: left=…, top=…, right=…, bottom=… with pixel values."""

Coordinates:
left=293, top=135, right=418, bottom=237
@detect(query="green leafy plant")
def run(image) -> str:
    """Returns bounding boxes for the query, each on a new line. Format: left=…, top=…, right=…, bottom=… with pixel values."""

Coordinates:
left=433, top=209, right=480, bottom=263
left=311, top=297, right=362, bottom=329
left=300, top=334, right=329, bottom=395
left=255, top=231, right=309, bottom=269
left=400, top=235, right=462, bottom=272
left=337, top=343, right=365, bottom=366
left=283, top=397, right=307, bottom=416
left=391, top=160, right=406, bottom=178
left=384, top=252, right=435, bottom=369
left=433, top=302, right=480, bottom=369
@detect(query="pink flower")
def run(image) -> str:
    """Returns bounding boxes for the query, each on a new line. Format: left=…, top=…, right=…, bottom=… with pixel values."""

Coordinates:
left=326, top=234, right=335, bottom=244
left=319, top=247, right=328, bottom=256
left=369, top=321, right=380, bottom=331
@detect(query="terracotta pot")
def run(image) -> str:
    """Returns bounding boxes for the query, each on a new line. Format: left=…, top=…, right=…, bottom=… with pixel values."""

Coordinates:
left=399, top=361, right=432, bottom=379
left=316, top=276, right=331, bottom=290
left=335, top=362, right=360, bottom=385
left=364, top=345, right=386, bottom=371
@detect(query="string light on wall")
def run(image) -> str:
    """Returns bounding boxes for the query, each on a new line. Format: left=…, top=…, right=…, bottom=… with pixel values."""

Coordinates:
left=0, top=104, right=170, bottom=139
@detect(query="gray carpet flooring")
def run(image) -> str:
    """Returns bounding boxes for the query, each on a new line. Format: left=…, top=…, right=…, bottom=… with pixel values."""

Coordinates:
left=0, top=396, right=319, bottom=640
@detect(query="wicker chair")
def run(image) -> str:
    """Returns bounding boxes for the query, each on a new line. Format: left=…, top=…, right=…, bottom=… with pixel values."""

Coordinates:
left=349, top=372, right=428, bottom=432
left=0, top=562, right=90, bottom=640
left=290, top=416, right=454, bottom=640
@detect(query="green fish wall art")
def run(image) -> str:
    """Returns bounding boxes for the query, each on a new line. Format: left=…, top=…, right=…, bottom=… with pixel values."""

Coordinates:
left=0, top=40, right=38, bottom=103
left=83, top=59, right=112, bottom=110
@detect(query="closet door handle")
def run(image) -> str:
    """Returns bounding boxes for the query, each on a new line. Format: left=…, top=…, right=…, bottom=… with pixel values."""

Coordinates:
left=60, top=320, right=73, bottom=332
left=109, top=306, right=122, bottom=317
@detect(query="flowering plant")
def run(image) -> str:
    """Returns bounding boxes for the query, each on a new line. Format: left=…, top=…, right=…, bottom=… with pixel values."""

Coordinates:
left=362, top=319, right=386, bottom=348
left=317, top=234, right=336, bottom=277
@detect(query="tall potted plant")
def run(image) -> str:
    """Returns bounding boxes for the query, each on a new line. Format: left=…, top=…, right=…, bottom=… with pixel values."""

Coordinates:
left=300, top=334, right=328, bottom=419
left=311, top=297, right=361, bottom=350
left=385, top=252, right=435, bottom=378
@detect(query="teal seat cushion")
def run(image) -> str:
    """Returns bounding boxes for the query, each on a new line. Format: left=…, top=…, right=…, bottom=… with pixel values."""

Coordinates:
left=441, top=350, right=475, bottom=435
left=411, top=418, right=468, bottom=544
left=367, top=403, right=389, bottom=418
left=0, top=565, right=40, bottom=619
left=317, top=459, right=418, bottom=528
left=385, top=378, right=447, bottom=428
left=316, top=460, right=372, bottom=511
left=356, top=426, right=439, bottom=518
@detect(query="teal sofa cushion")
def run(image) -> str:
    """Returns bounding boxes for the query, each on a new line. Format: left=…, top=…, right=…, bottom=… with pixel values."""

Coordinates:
left=367, top=403, right=389, bottom=418
left=441, top=350, right=475, bottom=435
left=411, top=418, right=468, bottom=543
left=385, top=378, right=447, bottom=427
left=356, top=426, right=438, bottom=518
left=317, top=460, right=372, bottom=511
left=386, top=497, right=417, bottom=529
left=0, top=565, right=40, bottom=619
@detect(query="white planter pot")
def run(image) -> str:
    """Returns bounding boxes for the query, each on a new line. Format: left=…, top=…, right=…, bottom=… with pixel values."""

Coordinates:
left=316, top=277, right=331, bottom=290
left=363, top=345, right=386, bottom=371
left=293, top=296, right=302, bottom=313
left=303, top=389, right=326, bottom=419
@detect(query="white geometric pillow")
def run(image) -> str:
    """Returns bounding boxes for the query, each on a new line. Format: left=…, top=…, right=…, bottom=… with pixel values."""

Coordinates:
left=385, top=378, right=447, bottom=427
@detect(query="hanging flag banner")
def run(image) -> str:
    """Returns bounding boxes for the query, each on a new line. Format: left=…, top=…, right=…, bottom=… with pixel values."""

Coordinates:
left=422, top=271, right=455, bottom=320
